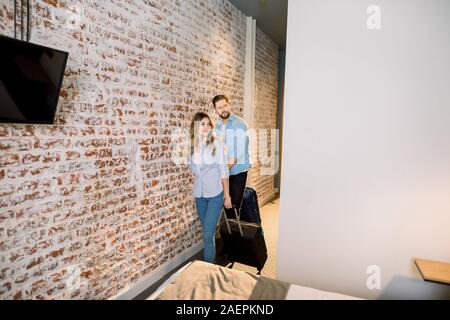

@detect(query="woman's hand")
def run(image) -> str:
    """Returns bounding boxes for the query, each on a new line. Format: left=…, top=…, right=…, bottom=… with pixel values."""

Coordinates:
left=224, top=195, right=233, bottom=209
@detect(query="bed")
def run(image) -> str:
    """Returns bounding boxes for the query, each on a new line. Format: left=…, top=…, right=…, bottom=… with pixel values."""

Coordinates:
left=147, top=260, right=361, bottom=300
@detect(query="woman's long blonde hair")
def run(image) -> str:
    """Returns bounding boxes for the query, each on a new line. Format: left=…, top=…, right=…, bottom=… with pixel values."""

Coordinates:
left=190, top=112, right=216, bottom=158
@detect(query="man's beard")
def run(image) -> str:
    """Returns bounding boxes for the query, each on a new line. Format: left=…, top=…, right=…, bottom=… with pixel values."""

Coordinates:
left=220, top=112, right=230, bottom=120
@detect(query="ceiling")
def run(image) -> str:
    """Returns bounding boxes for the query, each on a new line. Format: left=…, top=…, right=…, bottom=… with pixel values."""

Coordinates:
left=228, top=0, right=288, bottom=49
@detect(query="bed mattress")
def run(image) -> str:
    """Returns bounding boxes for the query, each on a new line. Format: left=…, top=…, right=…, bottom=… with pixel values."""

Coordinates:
left=147, top=261, right=361, bottom=300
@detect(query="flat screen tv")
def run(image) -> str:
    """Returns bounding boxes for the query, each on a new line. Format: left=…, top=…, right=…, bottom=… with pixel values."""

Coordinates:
left=0, top=35, right=69, bottom=124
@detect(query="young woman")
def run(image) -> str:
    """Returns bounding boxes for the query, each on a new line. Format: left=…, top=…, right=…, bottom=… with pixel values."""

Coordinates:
left=188, top=112, right=232, bottom=263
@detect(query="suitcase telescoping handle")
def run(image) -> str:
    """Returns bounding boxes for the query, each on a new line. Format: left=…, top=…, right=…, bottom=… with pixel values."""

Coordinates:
left=222, top=207, right=244, bottom=237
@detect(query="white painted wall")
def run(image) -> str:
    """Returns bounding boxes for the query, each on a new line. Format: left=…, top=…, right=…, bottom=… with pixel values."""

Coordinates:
left=277, top=0, right=450, bottom=299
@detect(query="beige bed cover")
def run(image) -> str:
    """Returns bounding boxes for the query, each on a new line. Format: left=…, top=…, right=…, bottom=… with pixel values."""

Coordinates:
left=155, top=260, right=290, bottom=300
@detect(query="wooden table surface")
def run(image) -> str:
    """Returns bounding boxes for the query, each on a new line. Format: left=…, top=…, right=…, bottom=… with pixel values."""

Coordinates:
left=415, top=259, right=450, bottom=285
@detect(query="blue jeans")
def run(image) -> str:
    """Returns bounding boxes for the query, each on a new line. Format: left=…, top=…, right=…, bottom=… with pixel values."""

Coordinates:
left=195, top=191, right=224, bottom=263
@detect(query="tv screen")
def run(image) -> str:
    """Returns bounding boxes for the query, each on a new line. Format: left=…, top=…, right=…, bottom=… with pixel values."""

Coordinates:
left=0, top=35, right=69, bottom=124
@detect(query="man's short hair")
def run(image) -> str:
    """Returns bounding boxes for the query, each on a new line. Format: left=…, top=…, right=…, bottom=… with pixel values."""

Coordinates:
left=212, top=95, right=229, bottom=108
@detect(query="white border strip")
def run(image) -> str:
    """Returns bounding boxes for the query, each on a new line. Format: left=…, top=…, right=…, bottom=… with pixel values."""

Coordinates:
left=244, top=16, right=256, bottom=127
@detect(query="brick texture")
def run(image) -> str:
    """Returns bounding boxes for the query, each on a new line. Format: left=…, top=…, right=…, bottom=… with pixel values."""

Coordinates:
left=249, top=27, right=279, bottom=204
left=0, top=0, right=252, bottom=300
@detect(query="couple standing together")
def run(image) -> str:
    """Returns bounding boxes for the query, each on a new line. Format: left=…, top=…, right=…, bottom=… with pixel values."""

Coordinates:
left=188, top=95, right=252, bottom=264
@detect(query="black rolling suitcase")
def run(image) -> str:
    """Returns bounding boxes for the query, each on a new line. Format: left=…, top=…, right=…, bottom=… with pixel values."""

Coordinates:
left=219, top=207, right=267, bottom=274
left=240, top=187, right=261, bottom=224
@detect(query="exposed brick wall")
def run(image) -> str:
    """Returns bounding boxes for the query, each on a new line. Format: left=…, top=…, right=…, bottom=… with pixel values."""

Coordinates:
left=0, top=0, right=248, bottom=299
left=249, top=27, right=279, bottom=204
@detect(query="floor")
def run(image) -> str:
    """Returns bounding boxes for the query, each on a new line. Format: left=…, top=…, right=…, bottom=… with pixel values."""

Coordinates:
left=134, top=196, right=280, bottom=300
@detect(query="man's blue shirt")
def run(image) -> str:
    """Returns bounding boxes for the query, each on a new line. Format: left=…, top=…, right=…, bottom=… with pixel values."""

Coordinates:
left=215, top=114, right=252, bottom=176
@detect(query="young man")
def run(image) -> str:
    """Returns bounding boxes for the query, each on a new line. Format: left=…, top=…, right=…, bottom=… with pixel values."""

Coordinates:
left=212, top=95, right=252, bottom=218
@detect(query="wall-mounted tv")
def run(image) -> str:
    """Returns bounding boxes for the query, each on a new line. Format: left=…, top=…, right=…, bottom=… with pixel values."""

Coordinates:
left=0, top=35, right=69, bottom=124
